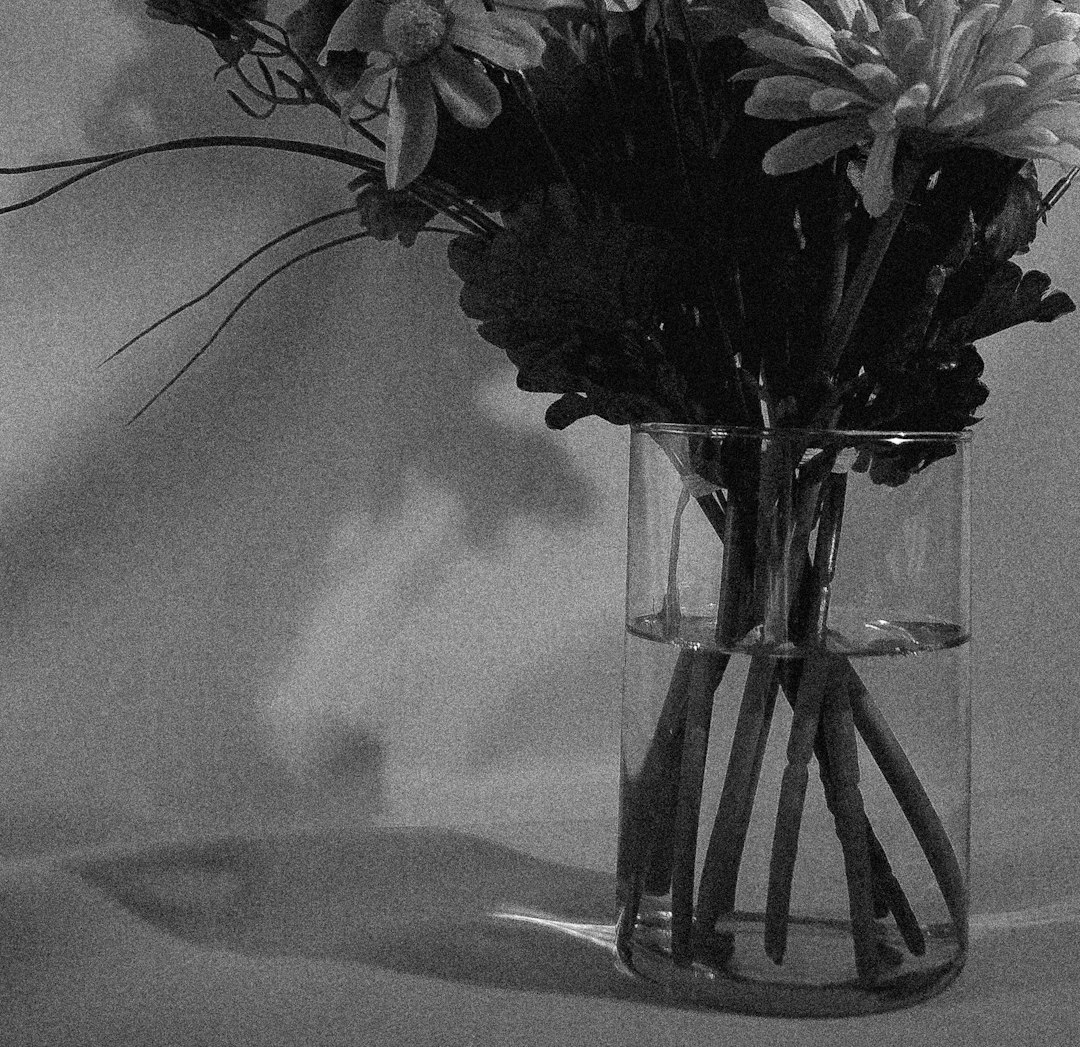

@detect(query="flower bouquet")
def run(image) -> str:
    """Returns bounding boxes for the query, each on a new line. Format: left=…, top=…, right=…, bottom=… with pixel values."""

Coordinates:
left=5, top=0, right=1080, bottom=1016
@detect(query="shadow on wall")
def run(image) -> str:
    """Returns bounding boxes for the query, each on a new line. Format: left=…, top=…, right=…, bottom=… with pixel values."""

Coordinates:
left=0, top=0, right=612, bottom=856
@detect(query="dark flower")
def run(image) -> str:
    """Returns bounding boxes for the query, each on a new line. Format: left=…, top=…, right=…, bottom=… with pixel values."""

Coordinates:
left=353, top=180, right=436, bottom=246
left=448, top=187, right=734, bottom=428
left=146, top=0, right=267, bottom=36
left=146, top=0, right=268, bottom=61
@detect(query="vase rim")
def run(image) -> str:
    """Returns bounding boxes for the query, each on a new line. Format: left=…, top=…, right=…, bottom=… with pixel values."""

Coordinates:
left=631, top=423, right=971, bottom=444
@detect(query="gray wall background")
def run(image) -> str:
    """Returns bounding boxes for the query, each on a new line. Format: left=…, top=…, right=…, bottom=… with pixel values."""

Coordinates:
left=1, top=1, right=1078, bottom=913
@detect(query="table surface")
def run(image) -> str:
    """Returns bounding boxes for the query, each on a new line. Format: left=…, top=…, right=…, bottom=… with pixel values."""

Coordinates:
left=1, top=822, right=1077, bottom=1047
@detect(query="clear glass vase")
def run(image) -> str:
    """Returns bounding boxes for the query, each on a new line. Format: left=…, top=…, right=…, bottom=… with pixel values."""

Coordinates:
left=617, top=424, right=970, bottom=1016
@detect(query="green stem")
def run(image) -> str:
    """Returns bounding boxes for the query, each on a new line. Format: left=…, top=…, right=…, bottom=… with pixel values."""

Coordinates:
left=821, top=676, right=880, bottom=983
left=0, top=136, right=502, bottom=238
left=817, top=148, right=925, bottom=418
left=653, top=2, right=747, bottom=421
left=664, top=485, right=693, bottom=636
left=809, top=471, right=846, bottom=640
left=617, top=649, right=701, bottom=964
left=774, top=658, right=927, bottom=958
left=715, top=496, right=750, bottom=646
left=669, top=653, right=727, bottom=966
left=844, top=669, right=968, bottom=946
left=695, top=656, right=779, bottom=930
left=823, top=170, right=853, bottom=340
left=764, top=653, right=833, bottom=965
left=627, top=450, right=958, bottom=976
left=864, top=830, right=926, bottom=956
left=617, top=650, right=694, bottom=902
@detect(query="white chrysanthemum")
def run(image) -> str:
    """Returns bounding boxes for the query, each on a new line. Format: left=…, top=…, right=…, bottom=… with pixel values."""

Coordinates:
left=741, top=0, right=1080, bottom=215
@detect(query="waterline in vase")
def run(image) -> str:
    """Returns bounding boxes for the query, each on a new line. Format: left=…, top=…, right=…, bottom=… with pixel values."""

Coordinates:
left=629, top=612, right=970, bottom=658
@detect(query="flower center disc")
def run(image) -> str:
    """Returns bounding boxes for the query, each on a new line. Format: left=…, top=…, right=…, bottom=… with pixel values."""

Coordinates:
left=382, top=0, right=449, bottom=65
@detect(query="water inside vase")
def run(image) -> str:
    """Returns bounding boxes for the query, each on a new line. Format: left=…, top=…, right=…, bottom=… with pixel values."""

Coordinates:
left=618, top=622, right=970, bottom=1014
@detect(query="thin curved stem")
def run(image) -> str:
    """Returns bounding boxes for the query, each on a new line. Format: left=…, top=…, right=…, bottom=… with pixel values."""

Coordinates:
left=102, top=206, right=358, bottom=364
left=0, top=137, right=379, bottom=216
left=241, top=19, right=386, bottom=153
left=128, top=229, right=370, bottom=422
left=1039, top=165, right=1079, bottom=215
left=0, top=136, right=501, bottom=238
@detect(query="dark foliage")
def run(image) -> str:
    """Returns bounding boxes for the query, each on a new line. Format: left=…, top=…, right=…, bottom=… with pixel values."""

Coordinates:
left=146, top=0, right=268, bottom=61
left=153, top=0, right=1077, bottom=469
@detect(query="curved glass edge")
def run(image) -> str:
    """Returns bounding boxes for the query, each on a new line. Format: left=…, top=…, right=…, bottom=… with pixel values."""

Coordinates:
left=632, top=423, right=972, bottom=445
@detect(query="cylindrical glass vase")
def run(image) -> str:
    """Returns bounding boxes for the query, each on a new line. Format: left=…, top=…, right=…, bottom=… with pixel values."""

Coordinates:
left=618, top=424, right=970, bottom=1016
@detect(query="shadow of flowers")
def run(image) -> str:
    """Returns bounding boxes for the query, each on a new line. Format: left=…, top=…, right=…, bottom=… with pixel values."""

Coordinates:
left=72, top=825, right=677, bottom=1002
left=0, top=0, right=615, bottom=854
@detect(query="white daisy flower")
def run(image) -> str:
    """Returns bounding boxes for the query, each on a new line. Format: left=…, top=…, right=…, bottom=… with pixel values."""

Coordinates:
left=323, top=0, right=546, bottom=188
left=741, top=0, right=1080, bottom=215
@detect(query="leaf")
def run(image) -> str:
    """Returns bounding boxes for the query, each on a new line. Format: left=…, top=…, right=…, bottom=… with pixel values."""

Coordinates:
left=954, top=263, right=1075, bottom=342
left=544, top=393, right=594, bottom=429
left=284, top=0, right=354, bottom=61
left=283, top=0, right=366, bottom=94
left=355, top=184, right=436, bottom=246
left=849, top=150, right=1051, bottom=389
left=145, top=0, right=267, bottom=39
left=894, top=212, right=976, bottom=367
left=979, top=161, right=1042, bottom=262
left=686, top=0, right=770, bottom=42
left=447, top=189, right=740, bottom=429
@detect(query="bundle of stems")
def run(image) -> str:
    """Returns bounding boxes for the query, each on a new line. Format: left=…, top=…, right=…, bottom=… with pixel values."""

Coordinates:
left=616, top=439, right=966, bottom=984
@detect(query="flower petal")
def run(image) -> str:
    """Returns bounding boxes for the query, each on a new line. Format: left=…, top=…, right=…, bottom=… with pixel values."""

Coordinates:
left=835, top=32, right=881, bottom=66
left=1026, top=39, right=1080, bottom=69
left=970, top=23, right=1033, bottom=82
left=893, top=82, right=930, bottom=125
left=762, top=116, right=867, bottom=175
left=821, top=0, right=864, bottom=32
left=768, top=0, right=842, bottom=55
left=972, top=73, right=1028, bottom=94
left=743, top=29, right=846, bottom=77
left=385, top=65, right=438, bottom=188
left=322, top=0, right=388, bottom=60
left=762, top=74, right=830, bottom=101
left=879, top=12, right=925, bottom=65
left=339, top=57, right=394, bottom=124
left=933, top=3, right=1000, bottom=106
left=810, top=86, right=868, bottom=111
left=894, top=35, right=932, bottom=85
left=852, top=61, right=900, bottom=100
left=860, top=128, right=898, bottom=216
left=930, top=95, right=987, bottom=131
left=449, top=2, right=546, bottom=68
left=1033, top=100, right=1080, bottom=133
left=1033, top=9, right=1080, bottom=45
left=431, top=46, right=502, bottom=127
left=744, top=0, right=1080, bottom=183
left=973, top=122, right=1080, bottom=165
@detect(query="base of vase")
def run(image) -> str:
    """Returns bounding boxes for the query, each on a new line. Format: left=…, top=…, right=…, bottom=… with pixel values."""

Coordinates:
left=617, top=909, right=966, bottom=1017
